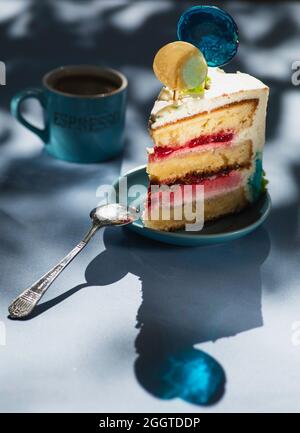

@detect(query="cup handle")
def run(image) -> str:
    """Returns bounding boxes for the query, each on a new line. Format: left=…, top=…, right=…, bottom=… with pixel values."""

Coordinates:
left=11, top=88, right=48, bottom=143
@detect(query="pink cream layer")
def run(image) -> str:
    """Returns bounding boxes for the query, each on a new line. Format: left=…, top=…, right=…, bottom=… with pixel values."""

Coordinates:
left=149, top=131, right=235, bottom=163
left=147, top=170, right=243, bottom=209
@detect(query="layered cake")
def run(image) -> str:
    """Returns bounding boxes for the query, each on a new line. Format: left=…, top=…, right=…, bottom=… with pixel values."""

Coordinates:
left=144, top=68, right=269, bottom=231
left=143, top=7, right=269, bottom=231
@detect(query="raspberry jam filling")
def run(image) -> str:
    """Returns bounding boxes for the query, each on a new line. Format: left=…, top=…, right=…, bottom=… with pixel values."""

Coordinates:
left=149, top=131, right=235, bottom=162
left=147, top=170, right=242, bottom=209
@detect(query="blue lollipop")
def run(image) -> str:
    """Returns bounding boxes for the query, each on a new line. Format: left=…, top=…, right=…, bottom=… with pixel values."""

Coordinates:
left=177, top=5, right=239, bottom=67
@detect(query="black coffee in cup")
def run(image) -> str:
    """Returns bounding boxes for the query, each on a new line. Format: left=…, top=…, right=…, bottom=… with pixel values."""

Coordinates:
left=52, top=74, right=119, bottom=96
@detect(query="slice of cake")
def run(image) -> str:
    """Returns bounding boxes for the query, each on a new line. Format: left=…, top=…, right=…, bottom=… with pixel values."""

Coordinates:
left=144, top=67, right=269, bottom=231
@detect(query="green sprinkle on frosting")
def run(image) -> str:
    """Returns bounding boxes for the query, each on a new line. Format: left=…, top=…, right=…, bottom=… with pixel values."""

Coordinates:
left=204, top=76, right=211, bottom=90
left=181, top=75, right=211, bottom=97
left=261, top=170, right=269, bottom=193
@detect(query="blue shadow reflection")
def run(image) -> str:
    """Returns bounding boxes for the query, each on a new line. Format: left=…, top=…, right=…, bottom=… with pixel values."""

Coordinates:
left=88, top=227, right=270, bottom=406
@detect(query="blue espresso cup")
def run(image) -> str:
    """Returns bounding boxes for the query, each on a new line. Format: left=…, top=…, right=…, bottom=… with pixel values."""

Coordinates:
left=11, top=65, right=128, bottom=163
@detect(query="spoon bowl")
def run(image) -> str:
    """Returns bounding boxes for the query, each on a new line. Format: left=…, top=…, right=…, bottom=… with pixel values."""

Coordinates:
left=90, top=203, right=140, bottom=226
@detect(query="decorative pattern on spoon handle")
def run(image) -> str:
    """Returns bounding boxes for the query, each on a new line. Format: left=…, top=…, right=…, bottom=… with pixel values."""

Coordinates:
left=8, top=240, right=88, bottom=319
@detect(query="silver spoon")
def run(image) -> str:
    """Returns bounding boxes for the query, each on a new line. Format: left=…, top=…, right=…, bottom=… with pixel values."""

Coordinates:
left=8, top=204, right=139, bottom=319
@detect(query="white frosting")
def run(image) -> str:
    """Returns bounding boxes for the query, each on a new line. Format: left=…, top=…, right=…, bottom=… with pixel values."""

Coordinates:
left=150, top=67, right=268, bottom=130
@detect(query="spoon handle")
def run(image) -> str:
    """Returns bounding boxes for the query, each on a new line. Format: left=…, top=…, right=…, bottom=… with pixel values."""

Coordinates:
left=8, top=224, right=100, bottom=319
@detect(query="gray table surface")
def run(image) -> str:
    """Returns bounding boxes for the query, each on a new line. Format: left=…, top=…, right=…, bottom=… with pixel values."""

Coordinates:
left=0, top=1, right=300, bottom=413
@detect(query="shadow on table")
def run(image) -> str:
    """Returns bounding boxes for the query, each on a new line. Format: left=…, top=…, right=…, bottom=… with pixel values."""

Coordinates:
left=0, top=148, right=122, bottom=198
left=27, top=225, right=270, bottom=406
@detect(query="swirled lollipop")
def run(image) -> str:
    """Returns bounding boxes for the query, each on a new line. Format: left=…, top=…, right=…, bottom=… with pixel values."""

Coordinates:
left=177, top=5, right=239, bottom=67
left=153, top=41, right=208, bottom=91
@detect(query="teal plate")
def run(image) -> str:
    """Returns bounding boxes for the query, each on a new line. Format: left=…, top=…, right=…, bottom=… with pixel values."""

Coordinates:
left=113, top=165, right=271, bottom=247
